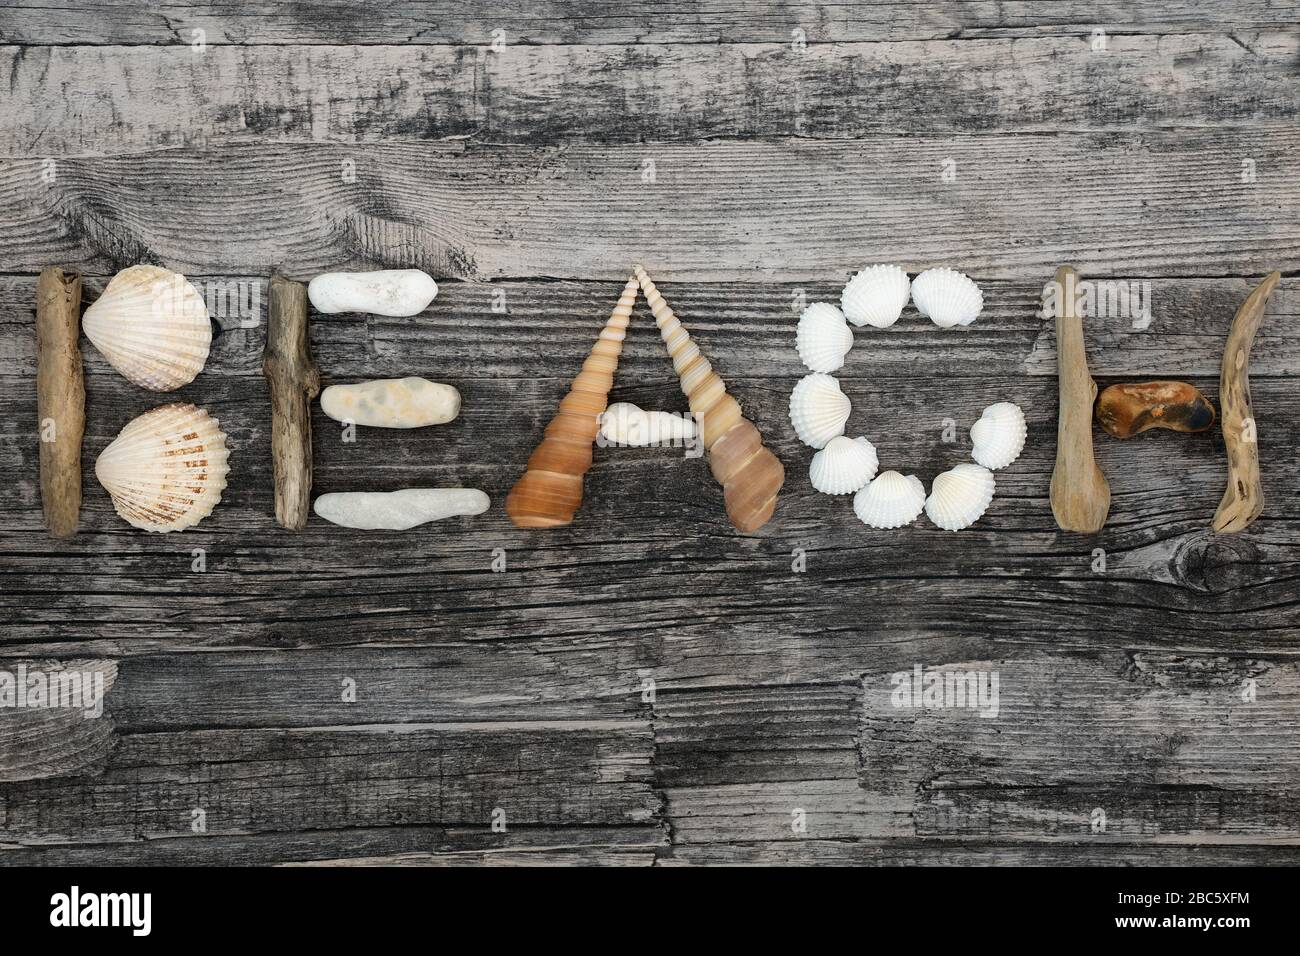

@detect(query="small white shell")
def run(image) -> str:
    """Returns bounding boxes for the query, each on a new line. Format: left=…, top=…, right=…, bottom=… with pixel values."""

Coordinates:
left=95, top=403, right=230, bottom=532
left=911, top=268, right=983, bottom=328
left=789, top=373, right=851, bottom=449
left=809, top=436, right=878, bottom=495
left=796, top=302, right=854, bottom=373
left=308, top=269, right=438, bottom=316
left=853, top=471, right=926, bottom=529
left=925, top=463, right=995, bottom=531
left=841, top=264, right=911, bottom=328
left=82, top=265, right=212, bottom=391
left=599, top=402, right=697, bottom=446
left=970, top=402, right=1027, bottom=470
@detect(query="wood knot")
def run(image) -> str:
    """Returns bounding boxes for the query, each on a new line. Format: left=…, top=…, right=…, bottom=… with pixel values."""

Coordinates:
left=1171, top=532, right=1260, bottom=593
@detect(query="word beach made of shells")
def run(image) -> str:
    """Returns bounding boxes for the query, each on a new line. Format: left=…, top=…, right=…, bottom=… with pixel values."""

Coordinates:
left=82, top=266, right=212, bottom=391
left=95, top=403, right=230, bottom=532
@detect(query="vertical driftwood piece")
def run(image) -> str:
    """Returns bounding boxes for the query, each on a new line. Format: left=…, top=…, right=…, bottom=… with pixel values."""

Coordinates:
left=1049, top=265, right=1110, bottom=532
left=263, top=275, right=319, bottom=530
left=1212, top=271, right=1281, bottom=533
left=36, top=267, right=84, bottom=537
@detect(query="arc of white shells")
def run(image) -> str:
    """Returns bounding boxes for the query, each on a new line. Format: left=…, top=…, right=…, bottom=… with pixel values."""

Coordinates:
left=925, top=463, right=995, bottom=531
left=970, top=402, right=1027, bottom=470
left=307, top=270, right=438, bottom=316
left=313, top=488, right=490, bottom=530
left=320, top=377, right=461, bottom=428
left=911, top=268, right=983, bottom=328
left=82, top=265, right=212, bottom=391
left=598, top=402, right=697, bottom=447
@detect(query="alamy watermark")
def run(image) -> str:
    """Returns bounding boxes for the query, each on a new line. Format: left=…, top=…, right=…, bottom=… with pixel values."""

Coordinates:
left=890, top=664, right=1000, bottom=718
left=1040, top=271, right=1152, bottom=330
left=0, top=664, right=105, bottom=718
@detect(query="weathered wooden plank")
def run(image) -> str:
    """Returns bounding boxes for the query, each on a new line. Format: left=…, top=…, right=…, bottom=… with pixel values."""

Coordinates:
left=0, top=720, right=660, bottom=844
left=2, top=275, right=1298, bottom=381
left=660, top=839, right=1300, bottom=865
left=0, top=825, right=661, bottom=866
left=2, top=134, right=1296, bottom=280
left=863, top=653, right=1300, bottom=838
left=1, top=1, right=1295, bottom=45
left=0, top=659, right=118, bottom=781
left=659, top=655, right=1300, bottom=847
left=4, top=33, right=1297, bottom=154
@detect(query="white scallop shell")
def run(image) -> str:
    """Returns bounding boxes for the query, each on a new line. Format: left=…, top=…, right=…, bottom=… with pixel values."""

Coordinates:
left=911, top=267, right=983, bottom=328
left=841, top=264, right=911, bottom=328
left=970, top=402, right=1027, bottom=470
left=853, top=471, right=926, bottom=529
left=809, top=436, right=878, bottom=495
left=796, top=302, right=854, bottom=373
left=95, top=403, right=230, bottom=532
left=599, top=402, right=697, bottom=446
left=82, top=265, right=212, bottom=391
left=924, top=463, right=995, bottom=531
left=789, top=373, right=851, bottom=449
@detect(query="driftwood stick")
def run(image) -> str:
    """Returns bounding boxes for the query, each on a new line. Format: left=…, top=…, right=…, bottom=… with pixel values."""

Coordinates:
left=1212, top=271, right=1280, bottom=533
left=36, top=267, right=84, bottom=537
left=263, top=274, right=319, bottom=530
left=1048, top=265, right=1110, bottom=532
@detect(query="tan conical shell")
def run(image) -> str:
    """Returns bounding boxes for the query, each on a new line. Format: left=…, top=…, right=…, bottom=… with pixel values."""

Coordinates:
left=506, top=277, right=638, bottom=528
left=82, top=265, right=212, bottom=391
left=95, top=403, right=230, bottom=532
left=635, top=266, right=783, bottom=532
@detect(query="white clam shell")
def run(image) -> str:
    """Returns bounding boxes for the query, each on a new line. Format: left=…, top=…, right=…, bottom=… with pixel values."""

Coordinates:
left=841, top=264, right=911, bottom=328
left=95, top=403, right=230, bottom=532
left=925, top=463, right=995, bottom=531
left=789, top=373, right=851, bottom=449
left=911, top=267, right=983, bottom=328
left=313, top=488, right=489, bottom=530
left=970, top=402, right=1027, bottom=470
left=853, top=471, right=926, bottom=529
left=82, top=265, right=212, bottom=391
left=308, top=270, right=438, bottom=316
left=599, top=402, right=697, bottom=446
left=796, top=302, right=854, bottom=373
left=809, top=436, right=878, bottom=495
left=320, top=377, right=461, bottom=428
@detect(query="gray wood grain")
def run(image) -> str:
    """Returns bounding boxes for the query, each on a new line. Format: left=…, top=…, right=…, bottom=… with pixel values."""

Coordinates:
left=4, top=33, right=1298, bottom=154
left=2, top=0, right=1299, bottom=867
left=2, top=134, right=1297, bottom=280
left=2, top=1, right=1296, bottom=45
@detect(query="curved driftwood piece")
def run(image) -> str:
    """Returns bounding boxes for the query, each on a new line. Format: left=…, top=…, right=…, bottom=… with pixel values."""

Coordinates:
left=263, top=274, right=320, bottom=530
left=1048, top=265, right=1109, bottom=532
left=1213, top=271, right=1281, bottom=533
left=1096, top=381, right=1215, bottom=438
left=36, top=267, right=84, bottom=537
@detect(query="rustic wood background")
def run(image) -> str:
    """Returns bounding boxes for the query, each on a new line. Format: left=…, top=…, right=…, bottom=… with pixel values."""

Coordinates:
left=2, top=1, right=1299, bottom=866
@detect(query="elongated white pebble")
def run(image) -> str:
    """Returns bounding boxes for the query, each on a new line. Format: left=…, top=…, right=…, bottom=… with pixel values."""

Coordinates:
left=320, top=377, right=460, bottom=428
left=308, top=269, right=438, bottom=316
left=313, top=488, right=489, bottom=530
